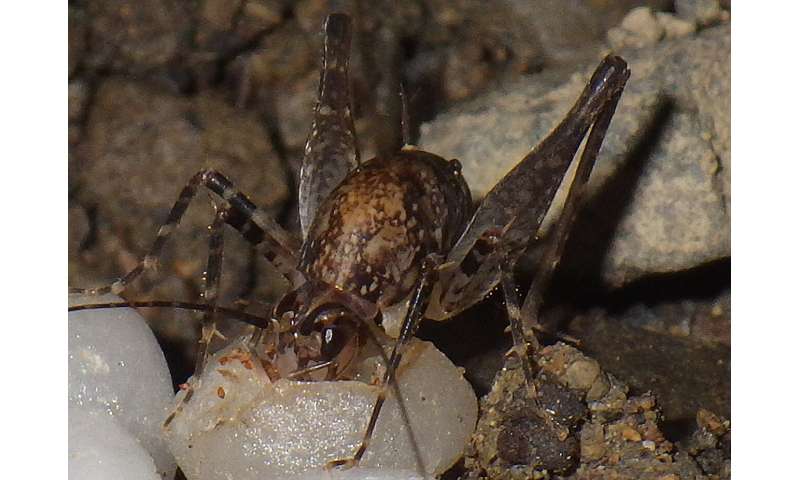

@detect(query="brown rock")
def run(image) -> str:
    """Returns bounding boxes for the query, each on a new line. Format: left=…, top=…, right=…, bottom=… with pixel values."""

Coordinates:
left=73, top=78, right=290, bottom=318
left=85, top=0, right=191, bottom=73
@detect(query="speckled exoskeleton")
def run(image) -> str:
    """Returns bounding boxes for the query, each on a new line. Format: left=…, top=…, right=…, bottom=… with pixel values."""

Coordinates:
left=70, top=12, right=629, bottom=470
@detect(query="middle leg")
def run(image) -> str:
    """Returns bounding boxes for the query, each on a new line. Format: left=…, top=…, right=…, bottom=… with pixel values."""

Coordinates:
left=326, top=254, right=442, bottom=471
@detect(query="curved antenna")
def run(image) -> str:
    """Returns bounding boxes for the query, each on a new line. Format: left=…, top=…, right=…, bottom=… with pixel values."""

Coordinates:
left=353, top=315, right=426, bottom=477
left=400, top=82, right=412, bottom=147
left=68, top=300, right=271, bottom=329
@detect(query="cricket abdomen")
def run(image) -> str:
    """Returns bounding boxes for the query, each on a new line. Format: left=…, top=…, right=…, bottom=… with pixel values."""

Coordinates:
left=300, top=149, right=472, bottom=307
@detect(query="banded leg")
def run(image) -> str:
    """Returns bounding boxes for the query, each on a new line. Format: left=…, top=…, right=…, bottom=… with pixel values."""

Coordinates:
left=501, top=59, right=626, bottom=388
left=327, top=254, right=441, bottom=471
left=223, top=206, right=305, bottom=287
left=518, top=76, right=625, bottom=329
left=433, top=56, right=630, bottom=321
left=501, top=260, right=539, bottom=388
left=195, top=205, right=227, bottom=376
left=163, top=205, right=228, bottom=429
left=69, top=169, right=302, bottom=297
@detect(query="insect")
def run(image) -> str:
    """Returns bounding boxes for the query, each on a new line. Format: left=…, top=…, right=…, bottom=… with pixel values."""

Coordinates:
left=69, top=12, right=629, bottom=473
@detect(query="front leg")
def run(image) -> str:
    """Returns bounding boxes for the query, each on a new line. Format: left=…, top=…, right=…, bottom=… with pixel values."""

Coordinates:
left=70, top=169, right=303, bottom=297
left=194, top=204, right=227, bottom=376
left=163, top=205, right=228, bottom=430
left=326, top=254, right=441, bottom=473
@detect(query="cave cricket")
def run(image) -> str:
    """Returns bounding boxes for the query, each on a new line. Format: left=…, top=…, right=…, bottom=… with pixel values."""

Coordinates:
left=69, top=12, right=630, bottom=471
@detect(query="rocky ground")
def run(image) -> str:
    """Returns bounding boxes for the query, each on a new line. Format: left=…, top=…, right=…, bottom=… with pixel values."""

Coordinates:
left=69, top=1, right=731, bottom=478
left=459, top=343, right=730, bottom=479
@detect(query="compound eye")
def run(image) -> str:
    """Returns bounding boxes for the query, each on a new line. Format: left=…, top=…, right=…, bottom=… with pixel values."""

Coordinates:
left=321, top=325, right=350, bottom=360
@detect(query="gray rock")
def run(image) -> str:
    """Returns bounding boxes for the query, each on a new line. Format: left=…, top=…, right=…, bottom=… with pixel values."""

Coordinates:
left=69, top=79, right=90, bottom=194
left=613, top=290, right=731, bottom=346
left=69, top=204, right=90, bottom=258
left=195, top=0, right=283, bottom=51
left=420, top=25, right=730, bottom=286
left=228, top=0, right=674, bottom=153
left=675, top=0, right=729, bottom=27
left=234, top=22, right=318, bottom=151
left=607, top=7, right=697, bottom=50
left=68, top=80, right=89, bottom=147
left=192, top=0, right=285, bottom=86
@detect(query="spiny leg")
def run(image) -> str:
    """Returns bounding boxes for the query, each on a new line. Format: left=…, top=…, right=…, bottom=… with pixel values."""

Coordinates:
left=194, top=205, right=227, bottom=376
left=434, top=56, right=630, bottom=322
left=164, top=205, right=229, bottom=429
left=519, top=75, right=625, bottom=330
left=70, top=169, right=301, bottom=297
left=444, top=56, right=630, bottom=272
left=501, top=260, right=539, bottom=388
left=326, top=255, right=441, bottom=471
left=501, top=58, right=627, bottom=387
left=501, top=264, right=570, bottom=441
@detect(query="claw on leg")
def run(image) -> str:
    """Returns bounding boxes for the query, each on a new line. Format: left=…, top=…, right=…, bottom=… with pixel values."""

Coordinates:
left=325, top=457, right=359, bottom=471
left=501, top=261, right=538, bottom=389
left=163, top=385, right=194, bottom=429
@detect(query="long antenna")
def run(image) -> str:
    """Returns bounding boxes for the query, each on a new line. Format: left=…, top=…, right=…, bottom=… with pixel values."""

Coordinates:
left=399, top=82, right=413, bottom=146
left=68, top=300, right=271, bottom=329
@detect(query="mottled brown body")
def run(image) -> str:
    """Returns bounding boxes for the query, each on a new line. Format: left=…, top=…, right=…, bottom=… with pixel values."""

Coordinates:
left=300, top=149, right=472, bottom=308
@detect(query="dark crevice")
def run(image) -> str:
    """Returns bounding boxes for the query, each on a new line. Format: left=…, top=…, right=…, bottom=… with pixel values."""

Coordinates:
left=661, top=417, right=697, bottom=443
left=78, top=203, right=100, bottom=252
left=590, top=257, right=730, bottom=313
left=156, top=335, right=196, bottom=392
left=417, top=288, right=510, bottom=394
left=418, top=288, right=508, bottom=365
